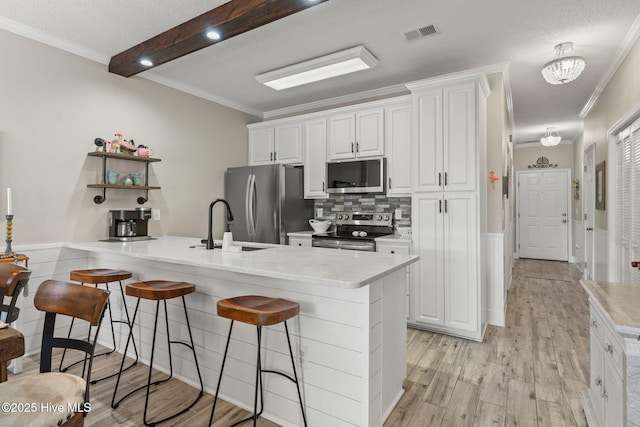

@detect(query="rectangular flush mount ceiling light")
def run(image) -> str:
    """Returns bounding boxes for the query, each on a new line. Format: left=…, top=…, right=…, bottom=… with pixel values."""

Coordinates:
left=255, top=45, right=378, bottom=90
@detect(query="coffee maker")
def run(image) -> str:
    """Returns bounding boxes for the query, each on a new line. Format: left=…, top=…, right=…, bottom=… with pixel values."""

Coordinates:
left=107, top=207, right=153, bottom=241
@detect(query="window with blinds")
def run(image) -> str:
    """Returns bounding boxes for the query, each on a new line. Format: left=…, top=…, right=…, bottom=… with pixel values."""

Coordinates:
left=615, top=117, right=640, bottom=283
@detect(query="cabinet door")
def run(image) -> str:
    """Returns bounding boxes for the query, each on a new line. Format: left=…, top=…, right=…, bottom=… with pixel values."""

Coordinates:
left=604, top=362, right=624, bottom=427
left=414, top=89, right=443, bottom=192
left=304, top=118, right=328, bottom=198
left=589, top=312, right=606, bottom=423
left=275, top=124, right=303, bottom=164
left=386, top=103, right=412, bottom=195
left=443, top=193, right=478, bottom=333
left=249, top=128, right=274, bottom=165
left=328, top=113, right=356, bottom=160
left=355, top=108, right=384, bottom=158
left=413, top=194, right=444, bottom=326
left=443, top=83, right=476, bottom=191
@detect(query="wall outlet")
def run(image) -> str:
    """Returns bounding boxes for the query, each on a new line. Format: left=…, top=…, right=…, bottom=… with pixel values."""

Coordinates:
left=395, top=208, right=402, bottom=220
left=152, top=209, right=161, bottom=221
left=299, top=345, right=308, bottom=366
left=316, top=208, right=323, bottom=218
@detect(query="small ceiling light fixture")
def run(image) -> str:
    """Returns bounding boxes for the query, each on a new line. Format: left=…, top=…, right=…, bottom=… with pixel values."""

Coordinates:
left=206, top=30, right=221, bottom=41
left=139, top=58, right=153, bottom=67
left=255, top=45, right=378, bottom=90
left=541, top=42, right=586, bottom=85
left=540, top=127, right=562, bottom=146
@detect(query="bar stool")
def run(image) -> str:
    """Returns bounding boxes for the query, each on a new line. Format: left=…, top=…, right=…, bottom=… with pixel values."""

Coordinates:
left=112, top=280, right=204, bottom=426
left=59, top=268, right=138, bottom=383
left=209, top=295, right=307, bottom=427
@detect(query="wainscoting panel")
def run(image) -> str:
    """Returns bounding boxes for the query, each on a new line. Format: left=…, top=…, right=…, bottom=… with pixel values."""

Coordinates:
left=482, top=233, right=505, bottom=327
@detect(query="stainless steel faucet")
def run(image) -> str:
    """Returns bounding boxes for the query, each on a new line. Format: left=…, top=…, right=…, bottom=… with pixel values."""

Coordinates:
left=206, top=199, right=234, bottom=249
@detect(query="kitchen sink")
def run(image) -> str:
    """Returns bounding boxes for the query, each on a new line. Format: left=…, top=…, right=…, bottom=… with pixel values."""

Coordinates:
left=189, top=244, right=269, bottom=252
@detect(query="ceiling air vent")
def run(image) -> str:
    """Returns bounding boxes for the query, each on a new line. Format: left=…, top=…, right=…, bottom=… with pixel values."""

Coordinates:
left=404, top=24, right=438, bottom=41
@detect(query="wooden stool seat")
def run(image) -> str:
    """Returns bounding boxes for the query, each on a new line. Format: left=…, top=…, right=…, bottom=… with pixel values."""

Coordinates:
left=126, top=280, right=196, bottom=301
left=217, top=295, right=300, bottom=326
left=70, top=269, right=132, bottom=284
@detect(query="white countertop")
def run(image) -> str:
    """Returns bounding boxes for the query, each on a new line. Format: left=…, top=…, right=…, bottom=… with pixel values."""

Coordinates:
left=287, top=230, right=316, bottom=237
left=67, top=236, right=418, bottom=289
left=375, top=234, right=412, bottom=244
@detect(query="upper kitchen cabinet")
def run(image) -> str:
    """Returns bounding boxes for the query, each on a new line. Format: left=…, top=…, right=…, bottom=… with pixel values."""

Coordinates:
left=409, top=74, right=489, bottom=192
left=328, top=108, right=384, bottom=160
left=385, top=99, right=412, bottom=196
left=304, top=118, right=328, bottom=199
left=248, top=123, right=303, bottom=165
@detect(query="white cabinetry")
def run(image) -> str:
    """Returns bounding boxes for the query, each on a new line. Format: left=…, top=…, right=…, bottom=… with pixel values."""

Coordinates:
left=412, top=83, right=477, bottom=192
left=376, top=239, right=412, bottom=320
left=328, top=108, right=384, bottom=160
left=407, top=72, right=489, bottom=341
left=249, top=123, right=303, bottom=165
left=584, top=302, right=626, bottom=427
left=385, top=100, right=412, bottom=196
left=289, top=235, right=312, bottom=247
left=303, top=118, right=328, bottom=199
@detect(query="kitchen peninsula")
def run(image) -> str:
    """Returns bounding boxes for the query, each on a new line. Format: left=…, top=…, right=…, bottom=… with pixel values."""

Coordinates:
left=66, top=236, right=418, bottom=427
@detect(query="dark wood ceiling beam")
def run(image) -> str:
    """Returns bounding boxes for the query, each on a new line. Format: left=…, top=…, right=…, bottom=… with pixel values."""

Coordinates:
left=108, top=0, right=329, bottom=77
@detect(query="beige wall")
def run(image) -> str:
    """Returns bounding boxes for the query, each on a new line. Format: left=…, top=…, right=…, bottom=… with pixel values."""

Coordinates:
left=0, top=29, right=255, bottom=245
left=513, top=144, right=575, bottom=172
left=581, top=35, right=640, bottom=230
left=485, top=72, right=509, bottom=234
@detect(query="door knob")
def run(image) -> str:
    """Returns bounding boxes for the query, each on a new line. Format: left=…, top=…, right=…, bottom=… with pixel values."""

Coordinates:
left=562, top=219, right=567, bottom=223
left=586, top=227, right=594, bottom=231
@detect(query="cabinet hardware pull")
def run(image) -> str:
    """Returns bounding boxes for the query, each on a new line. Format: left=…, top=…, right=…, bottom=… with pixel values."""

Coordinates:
left=274, top=151, right=277, bottom=161
left=391, top=250, right=395, bottom=254
left=439, top=200, right=442, bottom=213
left=591, top=320, right=598, bottom=328
left=322, top=182, right=325, bottom=192
left=351, top=143, right=354, bottom=153
left=445, top=199, right=448, bottom=213
left=445, top=172, right=448, bottom=186
left=389, top=178, right=391, bottom=188
left=356, top=142, right=359, bottom=152
left=439, top=173, right=442, bottom=186
left=270, top=152, right=273, bottom=161
left=595, top=377, right=602, bottom=386
left=606, top=344, right=614, bottom=354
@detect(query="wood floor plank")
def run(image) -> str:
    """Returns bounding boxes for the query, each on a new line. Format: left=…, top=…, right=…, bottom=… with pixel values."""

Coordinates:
left=506, top=378, right=537, bottom=427
left=473, top=400, right=506, bottom=427
left=440, top=380, right=480, bottom=427
left=478, top=361, right=508, bottom=407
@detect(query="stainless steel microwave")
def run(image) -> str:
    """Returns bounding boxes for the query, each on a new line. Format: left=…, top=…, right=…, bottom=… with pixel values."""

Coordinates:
left=327, top=158, right=386, bottom=194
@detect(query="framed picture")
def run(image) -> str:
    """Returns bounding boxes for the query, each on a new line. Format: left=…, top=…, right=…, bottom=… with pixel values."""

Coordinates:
left=596, top=161, right=606, bottom=210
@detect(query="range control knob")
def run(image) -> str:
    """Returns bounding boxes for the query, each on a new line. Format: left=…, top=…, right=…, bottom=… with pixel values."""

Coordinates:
left=384, top=215, right=390, bottom=221
left=338, top=214, right=343, bottom=220
left=377, top=215, right=383, bottom=220
left=344, top=215, right=349, bottom=220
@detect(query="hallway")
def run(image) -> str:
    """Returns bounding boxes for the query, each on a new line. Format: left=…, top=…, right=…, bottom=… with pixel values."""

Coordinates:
left=385, top=259, right=589, bottom=426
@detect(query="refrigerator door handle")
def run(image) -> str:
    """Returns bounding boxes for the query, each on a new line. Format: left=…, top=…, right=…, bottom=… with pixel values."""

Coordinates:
left=245, top=174, right=252, bottom=238
left=249, top=174, right=257, bottom=239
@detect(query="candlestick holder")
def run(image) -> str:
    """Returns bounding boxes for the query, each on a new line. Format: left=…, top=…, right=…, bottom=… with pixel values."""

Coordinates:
left=4, top=214, right=14, bottom=256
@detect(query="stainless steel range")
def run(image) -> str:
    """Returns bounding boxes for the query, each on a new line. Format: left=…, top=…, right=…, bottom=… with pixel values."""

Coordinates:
left=312, top=211, right=394, bottom=252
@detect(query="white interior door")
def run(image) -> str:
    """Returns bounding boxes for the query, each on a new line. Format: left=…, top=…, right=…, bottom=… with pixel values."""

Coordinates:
left=518, top=170, right=570, bottom=261
left=584, top=144, right=595, bottom=280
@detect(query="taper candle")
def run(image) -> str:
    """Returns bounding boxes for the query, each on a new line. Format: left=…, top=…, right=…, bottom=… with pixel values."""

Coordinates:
left=6, top=187, right=11, bottom=215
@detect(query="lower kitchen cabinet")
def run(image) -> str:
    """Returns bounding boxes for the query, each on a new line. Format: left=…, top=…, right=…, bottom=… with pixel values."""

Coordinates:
left=583, top=300, right=627, bottom=427
left=288, top=235, right=312, bottom=247
left=410, top=192, right=481, bottom=341
left=376, top=239, right=412, bottom=319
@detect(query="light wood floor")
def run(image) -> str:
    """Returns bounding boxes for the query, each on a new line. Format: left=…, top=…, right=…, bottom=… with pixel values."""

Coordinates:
left=14, top=258, right=588, bottom=426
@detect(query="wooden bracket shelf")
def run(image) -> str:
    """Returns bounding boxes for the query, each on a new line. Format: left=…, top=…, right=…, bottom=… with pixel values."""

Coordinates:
left=87, top=151, right=161, bottom=204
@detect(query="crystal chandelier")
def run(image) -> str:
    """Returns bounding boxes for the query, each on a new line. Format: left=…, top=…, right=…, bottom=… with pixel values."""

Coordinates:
left=540, top=127, right=561, bottom=146
left=541, top=42, right=586, bottom=85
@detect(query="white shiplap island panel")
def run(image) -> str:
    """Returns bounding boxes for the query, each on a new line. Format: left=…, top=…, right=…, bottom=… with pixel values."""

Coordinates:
left=65, top=236, right=418, bottom=426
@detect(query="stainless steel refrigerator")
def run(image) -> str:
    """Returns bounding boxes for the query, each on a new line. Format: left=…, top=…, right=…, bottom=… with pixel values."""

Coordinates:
left=225, top=164, right=314, bottom=244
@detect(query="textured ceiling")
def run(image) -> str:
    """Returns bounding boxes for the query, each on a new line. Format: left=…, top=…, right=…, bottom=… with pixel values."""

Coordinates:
left=1, top=0, right=639, bottom=144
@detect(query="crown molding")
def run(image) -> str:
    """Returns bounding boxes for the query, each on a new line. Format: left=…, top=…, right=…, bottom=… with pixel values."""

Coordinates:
left=405, top=67, right=491, bottom=97
left=514, top=139, right=574, bottom=149
left=580, top=13, right=640, bottom=118
left=262, top=83, right=408, bottom=120
left=0, top=16, right=109, bottom=64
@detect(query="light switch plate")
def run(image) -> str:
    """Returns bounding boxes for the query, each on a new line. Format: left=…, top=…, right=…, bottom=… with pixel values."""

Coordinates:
left=395, top=208, right=402, bottom=220
left=316, top=208, right=323, bottom=218
left=152, top=209, right=161, bottom=221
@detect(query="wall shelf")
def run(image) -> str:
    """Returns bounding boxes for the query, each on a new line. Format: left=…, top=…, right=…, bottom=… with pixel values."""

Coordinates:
left=87, top=151, right=161, bottom=204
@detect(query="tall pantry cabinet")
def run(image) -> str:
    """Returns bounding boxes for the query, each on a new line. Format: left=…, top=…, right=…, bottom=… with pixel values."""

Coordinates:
left=407, top=72, right=489, bottom=341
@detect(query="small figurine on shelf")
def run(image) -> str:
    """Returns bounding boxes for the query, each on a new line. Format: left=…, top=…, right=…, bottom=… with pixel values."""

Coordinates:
left=110, top=132, right=136, bottom=155
left=135, top=144, right=154, bottom=158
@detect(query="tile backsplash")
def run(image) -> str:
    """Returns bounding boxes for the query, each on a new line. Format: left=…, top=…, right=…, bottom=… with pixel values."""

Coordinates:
left=314, top=194, right=411, bottom=227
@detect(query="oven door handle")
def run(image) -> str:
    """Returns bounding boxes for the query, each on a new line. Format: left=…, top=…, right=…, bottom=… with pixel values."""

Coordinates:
left=312, top=239, right=376, bottom=251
